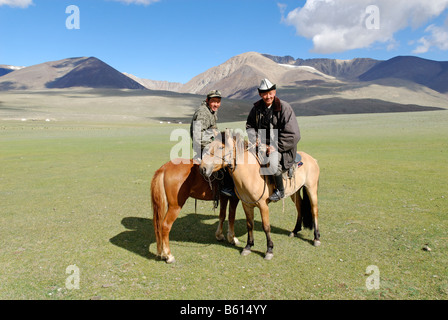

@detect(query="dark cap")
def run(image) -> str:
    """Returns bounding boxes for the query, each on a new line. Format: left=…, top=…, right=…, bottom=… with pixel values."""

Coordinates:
left=207, top=90, right=222, bottom=99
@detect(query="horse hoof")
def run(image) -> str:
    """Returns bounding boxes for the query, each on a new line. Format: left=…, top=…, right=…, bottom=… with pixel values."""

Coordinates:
left=264, top=252, right=274, bottom=261
left=216, top=234, right=225, bottom=242
left=289, top=232, right=296, bottom=238
left=165, top=255, right=176, bottom=264
left=229, top=237, right=240, bottom=246
left=227, top=234, right=239, bottom=246
left=241, top=249, right=251, bottom=256
left=314, top=240, right=321, bottom=247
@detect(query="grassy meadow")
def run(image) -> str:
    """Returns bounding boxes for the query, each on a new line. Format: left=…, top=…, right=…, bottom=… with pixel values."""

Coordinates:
left=1, top=108, right=447, bottom=300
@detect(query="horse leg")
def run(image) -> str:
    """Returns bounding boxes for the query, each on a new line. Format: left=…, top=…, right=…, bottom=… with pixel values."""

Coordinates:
left=259, top=204, right=274, bottom=260
left=227, top=197, right=240, bottom=245
left=306, top=185, right=321, bottom=247
left=290, top=191, right=303, bottom=237
left=216, top=195, right=227, bottom=242
left=161, top=205, right=181, bottom=263
left=241, top=204, right=255, bottom=256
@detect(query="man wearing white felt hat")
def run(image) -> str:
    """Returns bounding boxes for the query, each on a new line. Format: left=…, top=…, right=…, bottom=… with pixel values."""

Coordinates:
left=246, top=78, right=301, bottom=202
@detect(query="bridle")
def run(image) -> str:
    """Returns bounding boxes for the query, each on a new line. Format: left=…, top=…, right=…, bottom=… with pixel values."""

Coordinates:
left=202, top=142, right=235, bottom=172
left=223, top=137, right=268, bottom=205
left=202, top=135, right=268, bottom=206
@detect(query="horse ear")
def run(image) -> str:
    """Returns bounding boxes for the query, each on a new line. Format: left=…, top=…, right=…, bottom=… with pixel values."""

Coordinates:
left=224, top=128, right=233, bottom=149
left=212, top=129, right=220, bottom=140
left=235, top=132, right=244, bottom=152
left=235, top=132, right=241, bottom=145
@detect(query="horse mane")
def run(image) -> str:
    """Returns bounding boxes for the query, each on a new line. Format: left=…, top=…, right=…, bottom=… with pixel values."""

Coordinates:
left=234, top=132, right=248, bottom=151
left=216, top=130, right=248, bottom=150
left=218, top=131, right=226, bottom=142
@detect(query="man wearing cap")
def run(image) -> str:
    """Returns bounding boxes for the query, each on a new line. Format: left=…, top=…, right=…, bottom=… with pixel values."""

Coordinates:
left=190, top=90, right=222, bottom=153
left=190, top=90, right=236, bottom=197
left=246, top=79, right=301, bottom=202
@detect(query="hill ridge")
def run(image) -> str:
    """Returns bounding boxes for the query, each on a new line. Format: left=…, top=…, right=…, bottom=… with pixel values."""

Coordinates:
left=359, top=55, right=448, bottom=93
left=0, top=57, right=145, bottom=91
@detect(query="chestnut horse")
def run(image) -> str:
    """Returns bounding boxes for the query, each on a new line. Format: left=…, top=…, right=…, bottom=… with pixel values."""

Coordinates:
left=151, top=158, right=239, bottom=263
left=199, top=129, right=320, bottom=260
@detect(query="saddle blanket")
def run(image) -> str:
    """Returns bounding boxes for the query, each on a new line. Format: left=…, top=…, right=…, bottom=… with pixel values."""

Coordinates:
left=286, top=153, right=303, bottom=179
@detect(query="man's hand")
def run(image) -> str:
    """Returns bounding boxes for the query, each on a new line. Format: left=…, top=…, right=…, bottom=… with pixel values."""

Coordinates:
left=266, top=145, right=276, bottom=155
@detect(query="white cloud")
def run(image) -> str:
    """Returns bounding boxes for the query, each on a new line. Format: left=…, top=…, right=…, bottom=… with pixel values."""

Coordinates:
left=413, top=24, right=448, bottom=53
left=282, top=0, right=448, bottom=54
left=110, top=0, right=160, bottom=5
left=0, top=0, right=33, bottom=8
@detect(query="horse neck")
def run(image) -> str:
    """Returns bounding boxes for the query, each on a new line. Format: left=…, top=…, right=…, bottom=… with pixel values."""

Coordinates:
left=231, top=149, right=261, bottom=184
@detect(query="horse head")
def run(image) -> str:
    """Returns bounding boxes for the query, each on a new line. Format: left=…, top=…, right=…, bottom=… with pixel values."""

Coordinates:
left=199, top=129, right=235, bottom=178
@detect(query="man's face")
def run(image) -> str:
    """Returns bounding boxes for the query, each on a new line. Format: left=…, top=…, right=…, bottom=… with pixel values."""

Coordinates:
left=259, top=89, right=276, bottom=106
left=207, top=97, right=221, bottom=112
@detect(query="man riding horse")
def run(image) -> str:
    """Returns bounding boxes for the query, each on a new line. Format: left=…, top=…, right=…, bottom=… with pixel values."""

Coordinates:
left=246, top=79, right=301, bottom=202
left=190, top=90, right=235, bottom=197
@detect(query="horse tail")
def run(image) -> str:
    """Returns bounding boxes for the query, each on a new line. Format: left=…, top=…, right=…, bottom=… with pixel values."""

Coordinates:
left=301, top=186, right=313, bottom=230
left=151, top=167, right=167, bottom=254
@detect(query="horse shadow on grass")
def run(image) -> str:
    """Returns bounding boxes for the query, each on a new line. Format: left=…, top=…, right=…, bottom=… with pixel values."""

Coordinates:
left=109, top=213, right=312, bottom=261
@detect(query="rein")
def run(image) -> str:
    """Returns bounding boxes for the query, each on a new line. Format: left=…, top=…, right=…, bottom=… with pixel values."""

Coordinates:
left=201, top=134, right=269, bottom=206
left=233, top=174, right=267, bottom=205
left=199, top=156, right=225, bottom=211
left=228, top=140, right=268, bottom=205
left=207, top=170, right=225, bottom=210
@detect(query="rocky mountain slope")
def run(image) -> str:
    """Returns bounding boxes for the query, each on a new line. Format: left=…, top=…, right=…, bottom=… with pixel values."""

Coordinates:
left=123, top=73, right=183, bottom=92
left=359, top=56, right=448, bottom=93
left=0, top=57, right=145, bottom=90
left=1, top=52, right=447, bottom=118
left=0, top=65, right=24, bottom=77
left=176, top=52, right=447, bottom=112
left=179, top=52, right=337, bottom=99
left=262, top=54, right=381, bottom=80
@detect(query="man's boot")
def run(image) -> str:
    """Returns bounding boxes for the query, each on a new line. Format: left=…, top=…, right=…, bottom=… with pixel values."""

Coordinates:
left=221, top=169, right=236, bottom=198
left=269, top=174, right=285, bottom=202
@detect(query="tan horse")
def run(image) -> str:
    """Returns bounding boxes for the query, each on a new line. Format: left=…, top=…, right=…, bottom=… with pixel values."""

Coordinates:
left=151, top=159, right=240, bottom=263
left=199, top=129, right=320, bottom=260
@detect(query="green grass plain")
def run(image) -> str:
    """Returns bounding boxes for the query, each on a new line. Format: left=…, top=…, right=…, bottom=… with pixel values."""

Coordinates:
left=1, top=110, right=447, bottom=300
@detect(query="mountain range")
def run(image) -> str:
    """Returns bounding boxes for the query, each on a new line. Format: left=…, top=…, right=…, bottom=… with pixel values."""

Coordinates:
left=177, top=52, right=447, bottom=115
left=179, top=52, right=340, bottom=99
left=359, top=56, right=448, bottom=93
left=0, top=65, right=24, bottom=77
left=0, top=57, right=145, bottom=90
left=1, top=52, right=447, bottom=116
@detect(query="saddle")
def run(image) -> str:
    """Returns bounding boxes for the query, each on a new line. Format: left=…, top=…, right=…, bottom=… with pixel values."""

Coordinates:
left=287, top=153, right=303, bottom=179
left=255, top=150, right=303, bottom=179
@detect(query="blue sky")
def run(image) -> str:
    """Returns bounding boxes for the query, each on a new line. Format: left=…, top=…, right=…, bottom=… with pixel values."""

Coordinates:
left=1, top=0, right=448, bottom=83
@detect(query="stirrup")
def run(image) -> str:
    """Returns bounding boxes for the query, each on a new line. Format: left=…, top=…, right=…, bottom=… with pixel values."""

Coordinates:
left=221, top=187, right=236, bottom=198
left=269, top=189, right=284, bottom=202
